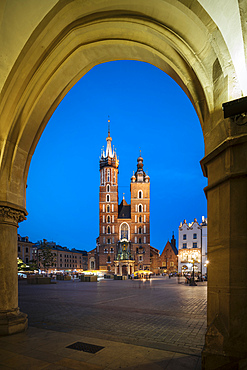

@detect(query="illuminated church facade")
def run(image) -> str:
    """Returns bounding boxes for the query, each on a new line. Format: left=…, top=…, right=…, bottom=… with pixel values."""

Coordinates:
left=91, top=127, right=151, bottom=275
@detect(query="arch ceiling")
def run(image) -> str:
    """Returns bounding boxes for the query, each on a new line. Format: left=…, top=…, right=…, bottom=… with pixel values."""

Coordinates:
left=0, top=0, right=246, bottom=208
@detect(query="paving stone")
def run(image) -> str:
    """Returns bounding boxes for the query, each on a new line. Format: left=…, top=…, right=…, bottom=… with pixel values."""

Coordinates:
left=10, top=276, right=207, bottom=369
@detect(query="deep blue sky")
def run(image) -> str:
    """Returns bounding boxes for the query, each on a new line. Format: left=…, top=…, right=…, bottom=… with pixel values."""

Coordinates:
left=19, top=60, right=207, bottom=252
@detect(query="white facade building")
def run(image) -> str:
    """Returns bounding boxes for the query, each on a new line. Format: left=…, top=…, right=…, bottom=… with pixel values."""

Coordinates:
left=178, top=217, right=207, bottom=277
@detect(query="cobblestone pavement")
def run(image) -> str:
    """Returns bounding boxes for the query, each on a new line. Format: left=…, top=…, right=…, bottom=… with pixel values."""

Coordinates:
left=18, top=276, right=207, bottom=357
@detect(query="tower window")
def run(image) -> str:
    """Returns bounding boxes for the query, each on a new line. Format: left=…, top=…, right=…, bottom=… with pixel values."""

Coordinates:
left=139, top=227, right=142, bottom=234
left=139, top=237, right=142, bottom=244
left=139, top=204, right=143, bottom=212
left=139, top=216, right=142, bottom=222
left=107, top=256, right=111, bottom=262
left=120, top=223, right=129, bottom=240
left=107, top=226, right=111, bottom=234
left=138, top=190, right=143, bottom=199
left=107, top=184, right=110, bottom=192
left=107, top=169, right=110, bottom=182
left=113, top=171, right=116, bottom=183
left=107, top=239, right=111, bottom=244
left=107, top=205, right=110, bottom=212
left=107, top=215, right=111, bottom=223
left=112, top=204, right=114, bottom=212
left=106, top=194, right=110, bottom=202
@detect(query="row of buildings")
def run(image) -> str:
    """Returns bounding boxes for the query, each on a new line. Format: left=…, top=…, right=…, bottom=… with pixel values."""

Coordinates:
left=18, top=127, right=207, bottom=276
left=18, top=216, right=207, bottom=276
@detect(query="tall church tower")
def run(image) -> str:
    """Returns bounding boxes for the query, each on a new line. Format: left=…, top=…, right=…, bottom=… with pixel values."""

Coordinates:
left=130, top=154, right=151, bottom=270
left=98, top=122, right=119, bottom=270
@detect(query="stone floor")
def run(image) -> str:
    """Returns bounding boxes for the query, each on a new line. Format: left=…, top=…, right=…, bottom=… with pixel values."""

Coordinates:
left=0, top=276, right=207, bottom=369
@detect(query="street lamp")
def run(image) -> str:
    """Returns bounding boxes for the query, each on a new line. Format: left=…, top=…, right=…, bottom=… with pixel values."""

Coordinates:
left=189, top=258, right=197, bottom=286
left=204, top=259, right=209, bottom=281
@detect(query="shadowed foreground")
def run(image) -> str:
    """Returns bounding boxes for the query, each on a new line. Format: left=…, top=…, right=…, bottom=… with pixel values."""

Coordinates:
left=0, top=276, right=207, bottom=369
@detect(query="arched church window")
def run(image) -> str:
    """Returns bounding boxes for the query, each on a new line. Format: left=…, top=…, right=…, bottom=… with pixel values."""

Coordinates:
left=120, top=223, right=129, bottom=240
left=139, top=204, right=143, bottom=212
left=107, top=205, right=110, bottom=212
left=107, top=169, right=110, bottom=182
left=138, top=190, right=143, bottom=199
left=139, top=227, right=142, bottom=234
left=107, top=226, right=111, bottom=234
left=139, top=216, right=142, bottom=223
left=139, top=237, right=142, bottom=244
left=107, top=215, right=111, bottom=223
left=107, top=184, right=110, bottom=192
left=106, top=194, right=110, bottom=202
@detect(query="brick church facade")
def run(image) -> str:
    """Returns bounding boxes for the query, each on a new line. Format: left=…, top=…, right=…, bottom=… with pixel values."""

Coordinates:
left=89, top=126, right=151, bottom=275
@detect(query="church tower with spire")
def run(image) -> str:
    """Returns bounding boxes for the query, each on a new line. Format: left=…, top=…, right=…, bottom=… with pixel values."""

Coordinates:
left=98, top=120, right=119, bottom=270
left=96, top=122, right=151, bottom=274
left=130, top=154, right=151, bottom=270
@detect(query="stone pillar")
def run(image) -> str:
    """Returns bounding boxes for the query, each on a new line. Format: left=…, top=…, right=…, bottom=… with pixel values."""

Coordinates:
left=127, top=264, right=130, bottom=275
left=0, top=202, right=28, bottom=335
left=201, top=134, right=247, bottom=369
left=114, top=264, right=118, bottom=275
left=119, top=264, right=122, bottom=276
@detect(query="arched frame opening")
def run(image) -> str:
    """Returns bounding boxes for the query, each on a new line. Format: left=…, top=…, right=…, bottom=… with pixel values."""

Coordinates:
left=0, top=2, right=247, bottom=368
left=1, top=2, right=232, bottom=208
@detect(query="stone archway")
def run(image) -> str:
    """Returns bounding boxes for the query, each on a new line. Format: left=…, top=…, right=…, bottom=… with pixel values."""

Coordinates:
left=0, top=1, right=247, bottom=368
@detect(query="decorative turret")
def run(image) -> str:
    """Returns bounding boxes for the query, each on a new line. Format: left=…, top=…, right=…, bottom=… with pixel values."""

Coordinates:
left=100, top=120, right=119, bottom=170
left=131, top=151, right=149, bottom=183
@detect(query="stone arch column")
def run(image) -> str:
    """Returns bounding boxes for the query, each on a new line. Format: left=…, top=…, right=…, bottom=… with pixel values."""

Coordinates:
left=0, top=202, right=28, bottom=335
left=201, top=113, right=247, bottom=368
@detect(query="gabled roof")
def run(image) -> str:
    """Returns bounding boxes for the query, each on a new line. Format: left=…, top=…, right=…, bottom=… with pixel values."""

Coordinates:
left=118, top=199, right=131, bottom=218
left=161, top=241, right=178, bottom=256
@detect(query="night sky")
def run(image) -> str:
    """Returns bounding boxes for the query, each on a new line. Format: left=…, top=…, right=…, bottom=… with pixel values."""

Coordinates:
left=18, top=60, right=207, bottom=253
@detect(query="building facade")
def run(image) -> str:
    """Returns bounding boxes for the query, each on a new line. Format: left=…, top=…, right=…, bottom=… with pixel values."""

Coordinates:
left=94, top=127, right=151, bottom=275
left=32, top=241, right=88, bottom=274
left=160, top=236, right=178, bottom=274
left=178, top=217, right=207, bottom=277
left=149, top=234, right=178, bottom=275
left=17, top=234, right=35, bottom=264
